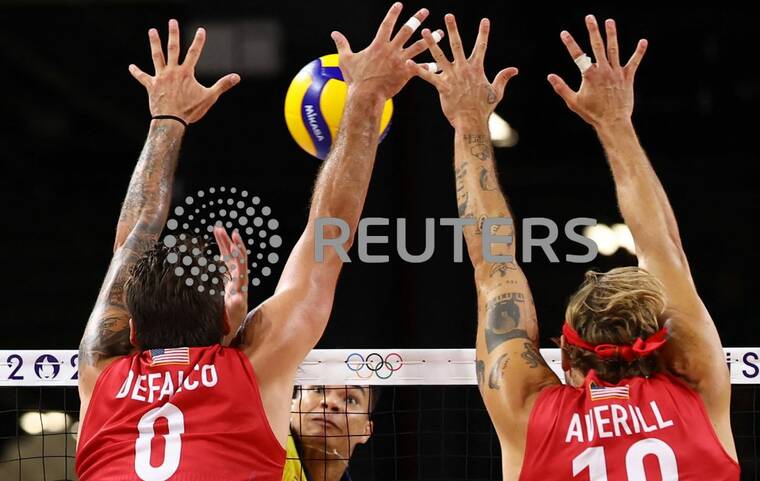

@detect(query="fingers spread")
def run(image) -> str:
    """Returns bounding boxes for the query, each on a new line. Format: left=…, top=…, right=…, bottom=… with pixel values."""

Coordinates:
left=183, top=27, right=206, bottom=68
left=469, top=18, right=490, bottom=64
left=492, top=66, right=518, bottom=101
left=584, top=14, right=608, bottom=67
left=148, top=28, right=166, bottom=73
left=407, top=59, right=441, bottom=88
left=547, top=73, right=576, bottom=106
left=331, top=31, right=353, bottom=58
left=167, top=19, right=180, bottom=65
left=392, top=8, right=429, bottom=48
left=444, top=13, right=466, bottom=63
left=605, top=19, right=620, bottom=68
left=422, top=28, right=451, bottom=70
left=560, top=30, right=585, bottom=62
left=210, top=73, right=241, bottom=97
left=375, top=2, right=403, bottom=43
left=128, top=64, right=151, bottom=87
left=624, top=38, right=648, bottom=78
left=403, top=29, right=444, bottom=60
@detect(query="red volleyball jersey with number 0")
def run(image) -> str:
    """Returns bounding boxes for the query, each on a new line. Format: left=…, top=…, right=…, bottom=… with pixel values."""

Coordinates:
left=518, top=370, right=739, bottom=481
left=76, top=344, right=285, bottom=481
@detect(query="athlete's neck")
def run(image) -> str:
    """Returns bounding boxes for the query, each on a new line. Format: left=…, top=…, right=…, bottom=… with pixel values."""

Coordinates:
left=300, top=443, right=350, bottom=481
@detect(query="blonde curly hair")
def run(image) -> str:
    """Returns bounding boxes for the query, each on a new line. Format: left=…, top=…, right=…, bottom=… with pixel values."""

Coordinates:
left=563, top=266, right=666, bottom=383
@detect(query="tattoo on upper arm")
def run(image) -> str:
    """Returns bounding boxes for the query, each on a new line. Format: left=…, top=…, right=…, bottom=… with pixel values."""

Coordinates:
left=488, top=353, right=509, bottom=390
left=79, top=314, right=133, bottom=366
left=520, top=341, right=549, bottom=369
left=476, top=359, right=485, bottom=389
left=484, top=292, right=530, bottom=352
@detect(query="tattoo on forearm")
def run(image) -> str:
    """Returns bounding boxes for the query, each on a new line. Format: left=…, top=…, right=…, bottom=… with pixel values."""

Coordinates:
left=463, top=134, right=493, bottom=161
left=489, top=262, right=517, bottom=278
left=463, top=134, right=487, bottom=145
left=488, top=353, right=509, bottom=390
left=81, top=123, right=183, bottom=367
left=458, top=191, right=470, bottom=218
left=479, top=167, right=497, bottom=191
left=455, top=162, right=468, bottom=193
left=470, top=143, right=490, bottom=161
left=485, top=292, right=530, bottom=352
left=521, top=342, right=548, bottom=369
left=475, top=359, right=485, bottom=389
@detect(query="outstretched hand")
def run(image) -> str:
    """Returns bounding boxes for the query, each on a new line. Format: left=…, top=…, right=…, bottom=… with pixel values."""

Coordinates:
left=129, top=19, right=241, bottom=124
left=547, top=15, right=648, bottom=128
left=330, top=2, right=444, bottom=100
left=213, top=226, right=249, bottom=334
left=408, top=15, right=518, bottom=129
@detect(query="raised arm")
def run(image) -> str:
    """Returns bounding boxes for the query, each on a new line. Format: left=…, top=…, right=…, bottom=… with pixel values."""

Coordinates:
left=78, top=19, right=239, bottom=397
left=238, top=4, right=437, bottom=373
left=547, top=15, right=731, bottom=443
left=411, top=15, right=559, bottom=449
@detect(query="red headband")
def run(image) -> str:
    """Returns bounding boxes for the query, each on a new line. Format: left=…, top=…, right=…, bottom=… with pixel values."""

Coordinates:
left=562, top=322, right=668, bottom=362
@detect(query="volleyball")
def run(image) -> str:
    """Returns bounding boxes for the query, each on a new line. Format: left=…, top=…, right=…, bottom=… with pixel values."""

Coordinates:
left=284, top=53, right=394, bottom=160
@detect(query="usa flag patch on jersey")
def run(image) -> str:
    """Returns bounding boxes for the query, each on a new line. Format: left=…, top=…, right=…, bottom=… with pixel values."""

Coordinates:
left=149, top=347, right=190, bottom=366
left=589, top=382, right=630, bottom=401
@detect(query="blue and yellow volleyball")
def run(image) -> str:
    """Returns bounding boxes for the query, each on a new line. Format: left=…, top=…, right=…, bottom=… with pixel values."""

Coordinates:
left=284, top=54, right=393, bottom=160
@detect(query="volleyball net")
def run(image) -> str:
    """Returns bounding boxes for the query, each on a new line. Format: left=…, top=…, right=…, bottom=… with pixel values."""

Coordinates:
left=1, top=348, right=759, bottom=480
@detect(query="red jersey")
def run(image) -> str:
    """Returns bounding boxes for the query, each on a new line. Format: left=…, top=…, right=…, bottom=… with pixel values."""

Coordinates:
left=76, top=344, right=285, bottom=481
left=519, top=370, right=739, bottom=481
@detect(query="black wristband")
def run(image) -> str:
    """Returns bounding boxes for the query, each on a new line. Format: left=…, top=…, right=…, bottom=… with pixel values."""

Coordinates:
left=152, top=115, right=188, bottom=128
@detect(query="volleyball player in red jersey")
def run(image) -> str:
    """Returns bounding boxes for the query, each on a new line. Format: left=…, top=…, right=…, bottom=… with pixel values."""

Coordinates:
left=412, top=13, right=739, bottom=481
left=76, top=6, right=437, bottom=480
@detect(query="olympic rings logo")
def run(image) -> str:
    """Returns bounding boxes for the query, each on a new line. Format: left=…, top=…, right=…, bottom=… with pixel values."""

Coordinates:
left=345, top=352, right=403, bottom=379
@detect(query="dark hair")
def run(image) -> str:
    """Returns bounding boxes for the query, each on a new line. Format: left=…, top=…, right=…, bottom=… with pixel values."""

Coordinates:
left=125, top=237, right=228, bottom=350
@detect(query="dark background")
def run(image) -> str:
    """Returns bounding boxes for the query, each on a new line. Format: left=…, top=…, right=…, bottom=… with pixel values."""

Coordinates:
left=0, top=1, right=758, bottom=480
left=1, top=1, right=756, bottom=351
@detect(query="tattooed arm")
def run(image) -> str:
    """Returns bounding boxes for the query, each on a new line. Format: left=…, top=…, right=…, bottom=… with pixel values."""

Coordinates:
left=413, top=15, right=560, bottom=468
left=548, top=16, right=734, bottom=458
left=78, top=20, right=239, bottom=400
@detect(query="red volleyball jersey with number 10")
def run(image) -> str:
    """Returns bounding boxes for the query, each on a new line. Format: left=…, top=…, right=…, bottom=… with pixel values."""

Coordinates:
left=76, top=344, right=285, bottom=481
left=519, top=370, right=739, bottom=481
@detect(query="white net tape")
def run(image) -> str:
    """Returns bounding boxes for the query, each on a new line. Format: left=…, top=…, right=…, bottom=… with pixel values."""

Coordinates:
left=2, top=348, right=760, bottom=386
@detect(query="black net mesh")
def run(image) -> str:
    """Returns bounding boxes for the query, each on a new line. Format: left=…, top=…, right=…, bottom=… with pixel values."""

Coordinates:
left=0, top=384, right=758, bottom=480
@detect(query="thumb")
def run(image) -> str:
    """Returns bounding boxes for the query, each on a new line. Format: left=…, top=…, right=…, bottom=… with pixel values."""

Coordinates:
left=547, top=73, right=575, bottom=105
left=492, top=67, right=519, bottom=101
left=211, top=73, right=241, bottom=97
left=331, top=31, right=353, bottom=58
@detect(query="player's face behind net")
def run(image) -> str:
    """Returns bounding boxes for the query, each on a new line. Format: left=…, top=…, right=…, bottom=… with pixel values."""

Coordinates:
left=2, top=349, right=760, bottom=481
